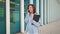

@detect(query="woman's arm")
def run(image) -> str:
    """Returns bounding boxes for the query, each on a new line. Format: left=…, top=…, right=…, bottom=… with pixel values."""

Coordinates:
left=32, top=20, right=40, bottom=27
left=24, top=14, right=28, bottom=24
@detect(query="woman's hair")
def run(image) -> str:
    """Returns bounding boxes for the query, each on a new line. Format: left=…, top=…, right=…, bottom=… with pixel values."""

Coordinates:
left=28, top=4, right=36, bottom=14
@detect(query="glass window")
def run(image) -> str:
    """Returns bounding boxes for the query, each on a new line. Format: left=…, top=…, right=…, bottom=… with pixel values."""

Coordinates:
left=0, top=0, right=6, bottom=34
left=39, top=0, right=41, bottom=14
left=10, top=0, right=21, bottom=34
left=33, top=0, right=36, bottom=6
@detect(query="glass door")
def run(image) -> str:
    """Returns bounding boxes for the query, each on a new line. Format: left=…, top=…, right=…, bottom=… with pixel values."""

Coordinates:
left=10, top=0, right=21, bottom=34
left=0, top=0, right=6, bottom=34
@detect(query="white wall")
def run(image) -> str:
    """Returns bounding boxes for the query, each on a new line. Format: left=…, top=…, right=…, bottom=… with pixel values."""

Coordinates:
left=48, top=0, right=60, bottom=22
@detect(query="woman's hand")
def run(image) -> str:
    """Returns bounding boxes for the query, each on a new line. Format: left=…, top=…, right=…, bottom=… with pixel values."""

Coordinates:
left=31, top=20, right=36, bottom=25
left=32, top=19, right=36, bottom=23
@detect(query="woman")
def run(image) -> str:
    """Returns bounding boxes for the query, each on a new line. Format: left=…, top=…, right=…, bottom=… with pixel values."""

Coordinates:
left=24, top=4, right=40, bottom=34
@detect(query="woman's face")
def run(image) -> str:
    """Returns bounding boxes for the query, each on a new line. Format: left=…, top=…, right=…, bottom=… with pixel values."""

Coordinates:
left=28, top=6, right=34, bottom=13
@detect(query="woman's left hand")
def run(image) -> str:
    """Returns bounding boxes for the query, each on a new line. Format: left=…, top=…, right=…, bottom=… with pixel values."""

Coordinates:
left=32, top=19, right=36, bottom=23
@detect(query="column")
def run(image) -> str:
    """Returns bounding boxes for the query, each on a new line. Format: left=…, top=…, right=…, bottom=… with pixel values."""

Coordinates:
left=43, top=0, right=47, bottom=24
left=36, top=0, right=39, bottom=15
left=6, top=0, right=10, bottom=34
left=47, top=0, right=50, bottom=24
left=21, top=0, right=24, bottom=33
left=41, top=0, right=43, bottom=25
left=45, top=0, right=47, bottom=24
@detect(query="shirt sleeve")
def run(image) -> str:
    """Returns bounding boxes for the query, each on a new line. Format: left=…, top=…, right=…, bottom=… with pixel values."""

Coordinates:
left=32, top=21, right=40, bottom=27
left=24, top=14, right=28, bottom=24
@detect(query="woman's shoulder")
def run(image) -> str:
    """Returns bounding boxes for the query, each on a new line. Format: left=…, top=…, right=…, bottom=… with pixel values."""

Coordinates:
left=34, top=13, right=40, bottom=15
left=27, top=12, right=31, bottom=15
left=26, top=13, right=29, bottom=16
left=26, top=13, right=29, bottom=15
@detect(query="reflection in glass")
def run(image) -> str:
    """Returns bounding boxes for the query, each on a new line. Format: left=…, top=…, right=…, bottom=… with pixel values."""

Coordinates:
left=10, top=0, right=21, bottom=34
left=0, top=0, right=6, bottom=34
left=39, top=0, right=41, bottom=15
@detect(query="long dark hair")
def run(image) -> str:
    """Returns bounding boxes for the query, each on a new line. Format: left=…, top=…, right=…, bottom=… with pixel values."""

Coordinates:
left=28, top=4, right=36, bottom=14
